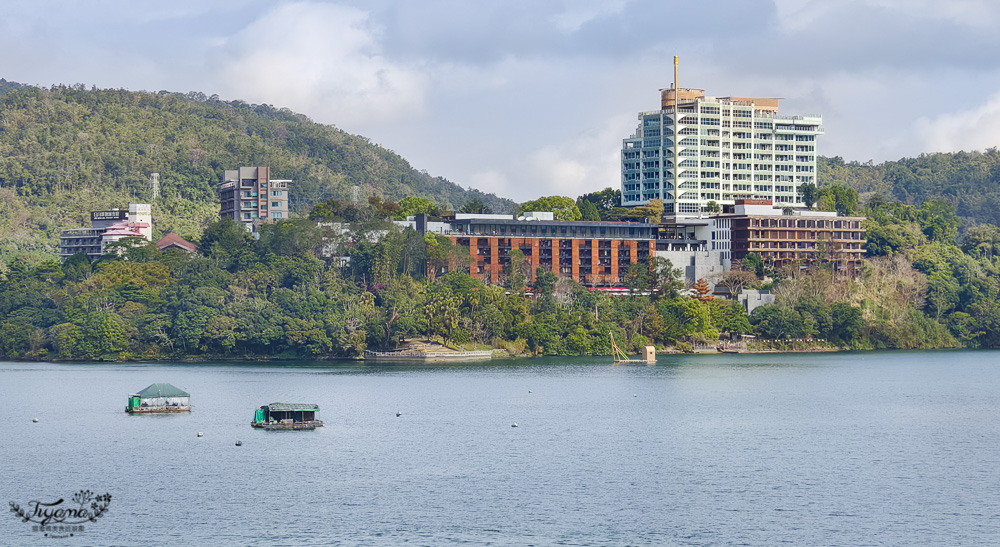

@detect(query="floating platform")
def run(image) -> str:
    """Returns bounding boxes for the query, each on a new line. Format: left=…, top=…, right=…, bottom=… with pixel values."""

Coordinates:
left=251, top=421, right=324, bottom=430
left=251, top=403, right=323, bottom=430
left=364, top=349, right=496, bottom=362
left=126, top=383, right=191, bottom=414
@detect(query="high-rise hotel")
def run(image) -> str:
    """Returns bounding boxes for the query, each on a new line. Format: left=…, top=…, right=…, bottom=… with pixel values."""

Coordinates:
left=621, top=77, right=823, bottom=215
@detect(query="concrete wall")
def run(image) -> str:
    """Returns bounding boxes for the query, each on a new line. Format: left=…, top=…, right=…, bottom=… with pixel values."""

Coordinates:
left=655, top=249, right=725, bottom=287
left=738, top=289, right=776, bottom=314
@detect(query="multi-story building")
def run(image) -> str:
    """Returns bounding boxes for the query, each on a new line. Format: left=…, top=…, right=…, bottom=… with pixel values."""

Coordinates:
left=728, top=200, right=866, bottom=270
left=58, top=204, right=153, bottom=262
left=402, top=213, right=657, bottom=286
left=220, top=166, right=291, bottom=229
left=654, top=199, right=866, bottom=284
left=621, top=87, right=823, bottom=215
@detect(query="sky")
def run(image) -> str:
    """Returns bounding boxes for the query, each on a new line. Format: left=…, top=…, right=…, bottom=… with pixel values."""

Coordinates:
left=3, top=0, right=1000, bottom=202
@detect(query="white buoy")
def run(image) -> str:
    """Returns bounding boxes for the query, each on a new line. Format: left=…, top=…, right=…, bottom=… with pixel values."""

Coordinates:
left=396, top=411, right=402, bottom=417
left=528, top=390, right=533, bottom=393
left=633, top=394, right=637, bottom=397
left=511, top=423, right=518, bottom=428
left=197, top=432, right=204, bottom=437
left=32, top=418, right=38, bottom=423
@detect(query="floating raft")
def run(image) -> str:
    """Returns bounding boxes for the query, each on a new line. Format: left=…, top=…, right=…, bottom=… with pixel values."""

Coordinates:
left=126, top=383, right=191, bottom=414
left=252, top=403, right=323, bottom=430
left=364, top=349, right=496, bottom=362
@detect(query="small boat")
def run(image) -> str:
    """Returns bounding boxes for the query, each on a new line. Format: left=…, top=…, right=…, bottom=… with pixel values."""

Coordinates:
left=251, top=403, right=323, bottom=430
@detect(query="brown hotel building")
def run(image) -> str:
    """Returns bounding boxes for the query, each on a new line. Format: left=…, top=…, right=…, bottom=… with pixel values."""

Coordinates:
left=443, top=217, right=657, bottom=285
left=729, top=201, right=866, bottom=269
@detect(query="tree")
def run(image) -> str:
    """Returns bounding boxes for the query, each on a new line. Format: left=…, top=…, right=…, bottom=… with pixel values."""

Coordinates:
left=705, top=201, right=721, bottom=214
left=829, top=302, right=862, bottom=345
left=962, top=224, right=1000, bottom=258
left=199, top=218, right=255, bottom=270
left=637, top=199, right=664, bottom=223
left=505, top=249, right=529, bottom=292
left=520, top=196, right=581, bottom=221
left=61, top=253, right=92, bottom=282
left=714, top=267, right=757, bottom=295
left=256, top=219, right=323, bottom=259
left=398, top=196, right=438, bottom=218
left=692, top=279, right=713, bottom=302
left=459, top=198, right=492, bottom=215
left=648, top=257, right=683, bottom=296
left=743, top=252, right=764, bottom=277
left=577, top=188, right=621, bottom=212
left=799, top=183, right=818, bottom=208
left=579, top=200, right=601, bottom=221
left=750, top=305, right=802, bottom=339
left=926, top=271, right=960, bottom=320
left=815, top=185, right=859, bottom=215
left=533, top=266, right=558, bottom=296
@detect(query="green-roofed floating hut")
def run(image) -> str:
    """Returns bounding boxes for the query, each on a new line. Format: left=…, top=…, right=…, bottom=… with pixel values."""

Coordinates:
left=251, top=403, right=323, bottom=430
left=126, top=383, right=191, bottom=414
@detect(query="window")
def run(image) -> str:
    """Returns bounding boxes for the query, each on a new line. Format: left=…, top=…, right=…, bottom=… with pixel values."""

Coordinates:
left=271, top=191, right=282, bottom=197
left=272, top=202, right=280, bottom=208
left=243, top=213, right=251, bottom=219
left=271, top=212, right=282, bottom=219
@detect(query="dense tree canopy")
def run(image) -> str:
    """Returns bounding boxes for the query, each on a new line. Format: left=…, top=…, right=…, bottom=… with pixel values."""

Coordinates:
left=819, top=150, right=1000, bottom=226
left=0, top=84, right=512, bottom=262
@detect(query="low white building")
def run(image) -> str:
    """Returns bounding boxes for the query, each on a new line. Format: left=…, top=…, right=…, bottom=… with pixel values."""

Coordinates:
left=58, top=203, right=154, bottom=262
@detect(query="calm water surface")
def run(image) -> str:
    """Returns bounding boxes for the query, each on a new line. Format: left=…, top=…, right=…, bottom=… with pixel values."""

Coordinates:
left=2, top=350, right=1000, bottom=546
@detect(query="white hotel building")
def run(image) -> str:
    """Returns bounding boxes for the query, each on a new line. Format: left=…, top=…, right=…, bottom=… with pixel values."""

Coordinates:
left=621, top=87, right=823, bottom=215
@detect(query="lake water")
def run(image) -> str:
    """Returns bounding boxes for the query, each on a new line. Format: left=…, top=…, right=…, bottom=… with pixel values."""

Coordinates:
left=3, top=350, right=1000, bottom=546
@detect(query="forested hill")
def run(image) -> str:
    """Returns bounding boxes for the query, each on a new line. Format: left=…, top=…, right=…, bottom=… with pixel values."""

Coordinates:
left=819, top=149, right=1000, bottom=226
left=0, top=83, right=513, bottom=259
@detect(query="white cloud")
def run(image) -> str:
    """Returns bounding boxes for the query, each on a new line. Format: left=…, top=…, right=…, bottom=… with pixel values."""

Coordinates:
left=867, top=0, right=999, bottom=28
left=469, top=170, right=513, bottom=198
left=917, top=91, right=1000, bottom=153
left=773, top=0, right=1000, bottom=31
left=520, top=114, right=635, bottom=201
left=214, top=2, right=427, bottom=126
left=550, top=0, right=631, bottom=33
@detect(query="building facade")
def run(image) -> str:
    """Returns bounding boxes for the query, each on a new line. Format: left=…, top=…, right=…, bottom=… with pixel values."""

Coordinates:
left=621, top=87, right=823, bottom=215
left=447, top=218, right=656, bottom=285
left=220, top=166, right=291, bottom=229
left=401, top=213, right=657, bottom=286
left=728, top=200, right=866, bottom=270
left=58, top=204, right=153, bottom=262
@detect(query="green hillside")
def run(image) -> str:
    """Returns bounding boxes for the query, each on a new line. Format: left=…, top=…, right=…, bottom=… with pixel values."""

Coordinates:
left=819, top=149, right=1000, bottom=227
left=0, top=83, right=513, bottom=260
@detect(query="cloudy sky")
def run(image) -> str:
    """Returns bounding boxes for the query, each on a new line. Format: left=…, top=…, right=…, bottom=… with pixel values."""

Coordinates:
left=3, top=0, right=1000, bottom=201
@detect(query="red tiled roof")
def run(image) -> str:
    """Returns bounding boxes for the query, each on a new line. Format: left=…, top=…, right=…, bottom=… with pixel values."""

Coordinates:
left=156, top=233, right=198, bottom=253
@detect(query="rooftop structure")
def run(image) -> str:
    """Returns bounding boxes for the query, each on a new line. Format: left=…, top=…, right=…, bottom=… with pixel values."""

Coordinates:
left=621, top=57, right=822, bottom=215
left=156, top=233, right=198, bottom=254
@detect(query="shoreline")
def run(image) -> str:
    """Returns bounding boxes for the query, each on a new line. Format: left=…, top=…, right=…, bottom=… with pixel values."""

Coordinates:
left=19, top=345, right=984, bottom=365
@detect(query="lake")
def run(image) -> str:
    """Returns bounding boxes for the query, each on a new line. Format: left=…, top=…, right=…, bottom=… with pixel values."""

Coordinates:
left=2, top=350, right=1000, bottom=545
